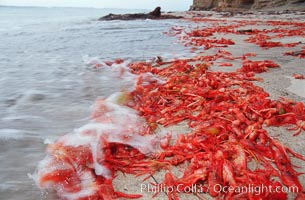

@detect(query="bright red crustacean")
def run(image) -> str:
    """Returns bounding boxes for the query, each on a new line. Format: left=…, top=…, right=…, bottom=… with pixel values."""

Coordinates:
left=34, top=16, right=305, bottom=200
left=293, top=74, right=305, bottom=79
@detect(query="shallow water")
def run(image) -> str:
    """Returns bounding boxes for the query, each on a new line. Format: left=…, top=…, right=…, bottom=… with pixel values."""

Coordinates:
left=0, top=6, right=192, bottom=199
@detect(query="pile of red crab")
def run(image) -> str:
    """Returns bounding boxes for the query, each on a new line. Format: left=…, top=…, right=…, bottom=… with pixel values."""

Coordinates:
left=33, top=17, right=305, bottom=200
left=285, top=49, right=305, bottom=59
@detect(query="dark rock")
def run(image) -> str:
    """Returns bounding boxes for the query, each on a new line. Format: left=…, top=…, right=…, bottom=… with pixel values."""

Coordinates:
left=149, top=6, right=161, bottom=17
left=99, top=7, right=183, bottom=21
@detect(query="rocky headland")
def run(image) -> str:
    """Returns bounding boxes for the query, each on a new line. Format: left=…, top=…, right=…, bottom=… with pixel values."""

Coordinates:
left=190, top=0, right=305, bottom=11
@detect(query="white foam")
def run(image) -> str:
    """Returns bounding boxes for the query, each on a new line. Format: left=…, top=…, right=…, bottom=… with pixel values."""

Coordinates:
left=0, top=129, right=32, bottom=140
left=43, top=138, right=56, bottom=144
left=60, top=170, right=99, bottom=200
left=32, top=62, right=164, bottom=199
left=82, top=55, right=101, bottom=66
left=2, top=115, right=45, bottom=121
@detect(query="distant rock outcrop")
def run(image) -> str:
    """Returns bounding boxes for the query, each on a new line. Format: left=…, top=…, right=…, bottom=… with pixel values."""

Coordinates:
left=190, top=0, right=305, bottom=11
left=99, top=7, right=183, bottom=21
left=149, top=7, right=161, bottom=17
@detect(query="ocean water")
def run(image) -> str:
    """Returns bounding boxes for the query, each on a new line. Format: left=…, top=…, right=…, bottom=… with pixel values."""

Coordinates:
left=0, top=6, right=192, bottom=200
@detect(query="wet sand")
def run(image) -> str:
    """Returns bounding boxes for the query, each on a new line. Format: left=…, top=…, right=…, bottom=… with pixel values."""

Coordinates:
left=16, top=10, right=305, bottom=200
left=112, top=11, right=305, bottom=200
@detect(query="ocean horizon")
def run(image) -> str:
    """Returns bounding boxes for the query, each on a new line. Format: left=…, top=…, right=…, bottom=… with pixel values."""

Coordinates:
left=0, top=4, right=187, bottom=12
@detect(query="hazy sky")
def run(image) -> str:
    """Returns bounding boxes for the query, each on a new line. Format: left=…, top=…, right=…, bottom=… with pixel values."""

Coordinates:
left=0, top=0, right=193, bottom=11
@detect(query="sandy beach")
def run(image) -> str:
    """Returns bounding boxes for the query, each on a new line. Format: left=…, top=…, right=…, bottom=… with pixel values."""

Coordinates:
left=109, top=11, right=305, bottom=200
left=30, top=10, right=305, bottom=200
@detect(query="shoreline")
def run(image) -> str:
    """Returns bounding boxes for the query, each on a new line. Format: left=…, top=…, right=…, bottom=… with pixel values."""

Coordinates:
left=33, top=11, right=305, bottom=200
left=113, top=11, right=305, bottom=200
